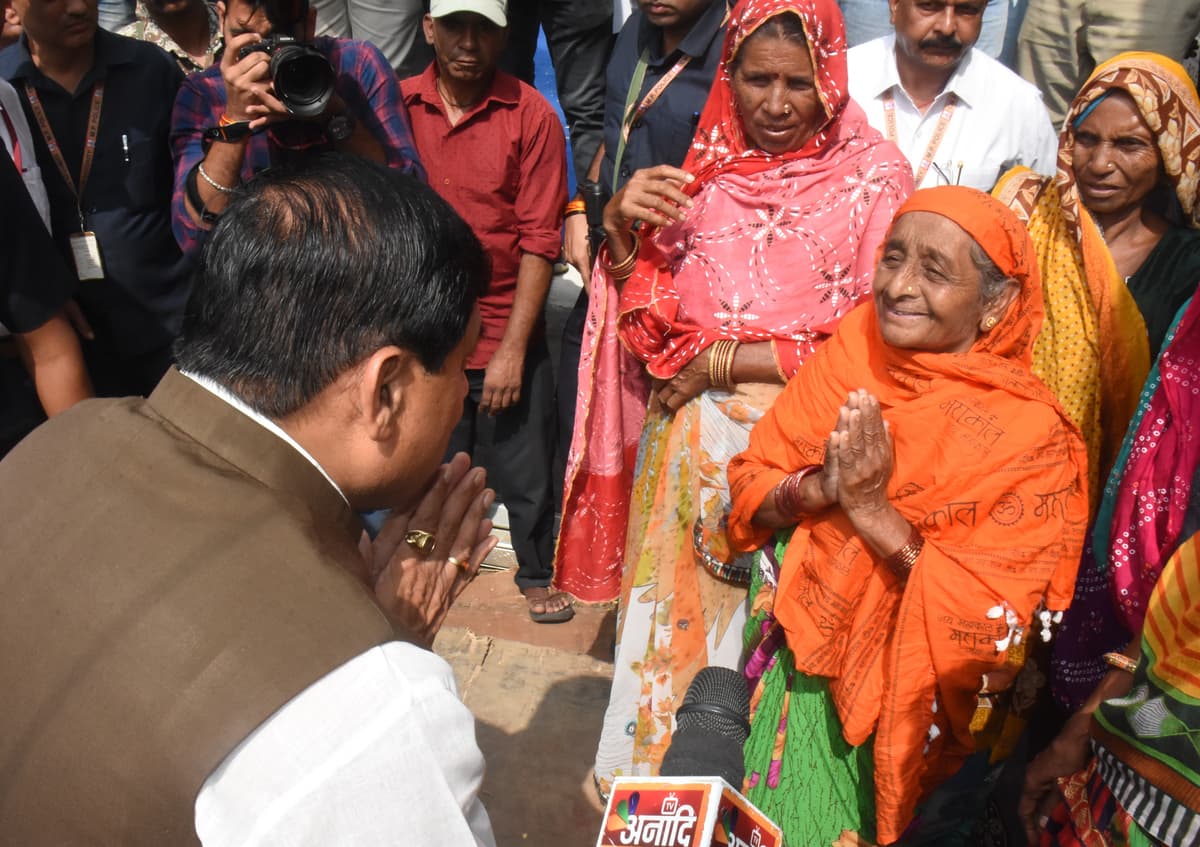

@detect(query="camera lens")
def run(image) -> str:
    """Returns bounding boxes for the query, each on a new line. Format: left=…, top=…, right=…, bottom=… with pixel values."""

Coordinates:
left=270, top=45, right=336, bottom=118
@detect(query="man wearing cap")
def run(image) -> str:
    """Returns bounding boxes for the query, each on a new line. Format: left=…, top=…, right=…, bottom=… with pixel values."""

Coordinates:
left=170, top=0, right=423, bottom=257
left=402, top=0, right=572, bottom=623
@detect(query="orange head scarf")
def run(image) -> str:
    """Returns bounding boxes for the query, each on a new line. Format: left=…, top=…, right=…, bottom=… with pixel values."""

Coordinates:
left=728, top=187, right=1089, bottom=843
left=881, top=186, right=1043, bottom=365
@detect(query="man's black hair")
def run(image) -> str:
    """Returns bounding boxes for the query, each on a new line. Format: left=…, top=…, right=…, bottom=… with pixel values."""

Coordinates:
left=239, top=0, right=310, bottom=33
left=176, top=154, right=489, bottom=418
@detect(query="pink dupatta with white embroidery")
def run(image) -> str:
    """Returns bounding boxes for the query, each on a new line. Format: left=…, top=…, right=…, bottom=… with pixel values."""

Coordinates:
left=553, top=0, right=912, bottom=602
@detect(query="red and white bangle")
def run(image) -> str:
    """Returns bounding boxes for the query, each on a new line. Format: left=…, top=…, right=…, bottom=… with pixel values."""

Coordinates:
left=774, top=464, right=822, bottom=521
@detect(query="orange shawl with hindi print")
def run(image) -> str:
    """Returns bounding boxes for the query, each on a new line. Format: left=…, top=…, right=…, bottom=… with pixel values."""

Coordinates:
left=727, top=187, right=1089, bottom=844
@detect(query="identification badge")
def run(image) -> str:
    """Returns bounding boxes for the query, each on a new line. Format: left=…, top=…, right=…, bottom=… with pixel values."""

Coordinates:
left=69, top=231, right=104, bottom=280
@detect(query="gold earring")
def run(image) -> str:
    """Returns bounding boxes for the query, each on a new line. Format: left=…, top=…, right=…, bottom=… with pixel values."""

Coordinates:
left=984, top=316, right=998, bottom=330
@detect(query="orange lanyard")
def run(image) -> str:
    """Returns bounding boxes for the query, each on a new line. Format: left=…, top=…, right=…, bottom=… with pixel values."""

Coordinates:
left=883, top=89, right=956, bottom=186
left=620, top=51, right=694, bottom=147
left=25, top=81, right=103, bottom=230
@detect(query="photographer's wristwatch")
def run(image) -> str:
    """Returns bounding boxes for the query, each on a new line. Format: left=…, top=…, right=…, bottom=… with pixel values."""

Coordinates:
left=204, top=120, right=254, bottom=144
left=326, top=113, right=354, bottom=143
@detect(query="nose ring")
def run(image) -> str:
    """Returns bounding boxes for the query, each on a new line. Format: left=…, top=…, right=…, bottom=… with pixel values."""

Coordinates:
left=903, top=284, right=915, bottom=295
left=783, top=105, right=792, bottom=116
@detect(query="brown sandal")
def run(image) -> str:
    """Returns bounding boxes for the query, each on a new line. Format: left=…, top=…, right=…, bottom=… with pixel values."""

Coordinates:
left=521, top=586, right=575, bottom=623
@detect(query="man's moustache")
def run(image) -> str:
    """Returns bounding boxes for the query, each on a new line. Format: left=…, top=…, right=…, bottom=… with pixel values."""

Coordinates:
left=919, top=37, right=964, bottom=50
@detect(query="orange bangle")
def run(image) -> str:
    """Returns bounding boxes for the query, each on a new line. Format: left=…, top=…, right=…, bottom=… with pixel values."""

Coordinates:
left=598, top=234, right=640, bottom=281
left=565, top=198, right=586, bottom=215
left=1102, top=652, right=1138, bottom=674
left=883, top=524, right=924, bottom=576
left=219, top=113, right=243, bottom=127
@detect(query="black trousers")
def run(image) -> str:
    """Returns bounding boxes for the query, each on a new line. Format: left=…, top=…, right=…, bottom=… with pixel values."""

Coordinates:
left=446, top=342, right=556, bottom=589
left=500, top=0, right=613, bottom=185
left=554, top=287, right=588, bottom=507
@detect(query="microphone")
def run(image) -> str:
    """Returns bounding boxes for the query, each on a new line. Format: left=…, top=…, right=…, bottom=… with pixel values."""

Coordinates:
left=596, top=667, right=782, bottom=847
left=659, top=666, right=750, bottom=788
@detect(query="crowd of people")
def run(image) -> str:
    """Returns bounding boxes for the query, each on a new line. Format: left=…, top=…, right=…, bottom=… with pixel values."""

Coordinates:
left=2, top=0, right=1200, bottom=844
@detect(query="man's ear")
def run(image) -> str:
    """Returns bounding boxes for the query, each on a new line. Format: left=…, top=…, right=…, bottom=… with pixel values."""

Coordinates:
left=422, top=14, right=434, bottom=46
left=357, top=346, right=414, bottom=443
left=215, top=1, right=226, bottom=28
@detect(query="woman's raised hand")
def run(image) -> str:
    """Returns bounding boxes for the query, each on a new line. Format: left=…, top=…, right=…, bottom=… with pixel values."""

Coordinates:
left=831, top=390, right=894, bottom=519
left=603, top=165, right=695, bottom=237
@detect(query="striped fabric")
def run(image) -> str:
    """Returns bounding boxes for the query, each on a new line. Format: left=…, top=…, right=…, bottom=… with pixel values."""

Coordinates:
left=1095, top=745, right=1200, bottom=844
left=1091, top=533, right=1200, bottom=844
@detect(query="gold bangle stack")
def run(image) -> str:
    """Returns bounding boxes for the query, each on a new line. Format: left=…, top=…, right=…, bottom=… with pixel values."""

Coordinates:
left=707, top=339, right=739, bottom=390
left=1102, top=651, right=1138, bottom=674
left=598, top=234, right=640, bottom=281
left=884, top=524, right=924, bottom=576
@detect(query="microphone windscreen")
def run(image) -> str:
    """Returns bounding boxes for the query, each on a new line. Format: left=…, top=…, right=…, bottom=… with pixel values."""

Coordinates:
left=658, top=728, right=746, bottom=787
left=676, top=666, right=751, bottom=746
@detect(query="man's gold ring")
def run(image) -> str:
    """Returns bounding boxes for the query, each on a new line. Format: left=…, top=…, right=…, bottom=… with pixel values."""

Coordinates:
left=447, top=556, right=467, bottom=572
left=404, top=529, right=437, bottom=556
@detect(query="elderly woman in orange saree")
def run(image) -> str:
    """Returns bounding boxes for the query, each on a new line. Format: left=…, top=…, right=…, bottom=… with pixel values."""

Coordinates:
left=556, top=0, right=912, bottom=794
left=727, top=186, right=1089, bottom=845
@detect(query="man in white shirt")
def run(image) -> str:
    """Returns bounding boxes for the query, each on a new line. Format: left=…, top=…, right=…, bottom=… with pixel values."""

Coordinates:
left=847, top=0, right=1057, bottom=191
left=0, top=156, right=499, bottom=845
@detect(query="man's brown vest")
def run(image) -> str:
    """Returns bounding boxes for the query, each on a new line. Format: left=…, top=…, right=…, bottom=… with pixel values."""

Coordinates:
left=0, top=371, right=395, bottom=844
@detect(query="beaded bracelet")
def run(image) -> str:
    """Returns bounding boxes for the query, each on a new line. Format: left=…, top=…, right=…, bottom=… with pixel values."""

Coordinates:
left=197, top=162, right=236, bottom=195
left=598, top=234, right=640, bottom=281
left=774, top=465, right=822, bottom=521
left=707, top=339, right=739, bottom=390
left=1102, top=651, right=1138, bottom=674
left=883, top=524, right=924, bottom=576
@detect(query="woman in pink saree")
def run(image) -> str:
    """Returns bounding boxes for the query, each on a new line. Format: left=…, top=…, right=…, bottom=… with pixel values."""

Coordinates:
left=555, top=0, right=913, bottom=792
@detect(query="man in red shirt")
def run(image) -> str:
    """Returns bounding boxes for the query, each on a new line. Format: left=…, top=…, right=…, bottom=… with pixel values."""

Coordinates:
left=402, top=0, right=572, bottom=622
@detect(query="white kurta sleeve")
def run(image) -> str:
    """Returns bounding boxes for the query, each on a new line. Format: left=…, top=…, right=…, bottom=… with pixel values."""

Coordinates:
left=195, top=642, right=496, bottom=846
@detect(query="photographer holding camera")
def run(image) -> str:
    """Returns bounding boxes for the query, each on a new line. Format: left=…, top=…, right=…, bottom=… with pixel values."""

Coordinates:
left=170, top=0, right=424, bottom=256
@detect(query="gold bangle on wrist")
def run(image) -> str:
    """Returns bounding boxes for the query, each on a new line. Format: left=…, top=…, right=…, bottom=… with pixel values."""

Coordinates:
left=706, top=339, right=739, bottom=390
left=598, top=233, right=640, bottom=281
left=1102, top=651, right=1138, bottom=674
left=565, top=198, right=587, bottom=216
left=883, top=524, right=924, bottom=575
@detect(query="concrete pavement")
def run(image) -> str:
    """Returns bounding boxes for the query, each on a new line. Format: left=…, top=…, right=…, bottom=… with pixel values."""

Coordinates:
left=434, top=568, right=616, bottom=846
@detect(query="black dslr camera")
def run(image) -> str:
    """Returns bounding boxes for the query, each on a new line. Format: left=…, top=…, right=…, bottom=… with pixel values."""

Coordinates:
left=238, top=35, right=336, bottom=119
